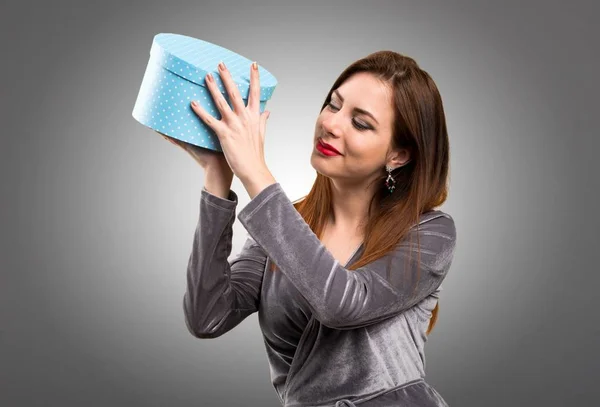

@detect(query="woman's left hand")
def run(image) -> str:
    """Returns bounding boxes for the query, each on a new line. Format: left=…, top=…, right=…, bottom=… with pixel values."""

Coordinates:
left=190, top=61, right=271, bottom=184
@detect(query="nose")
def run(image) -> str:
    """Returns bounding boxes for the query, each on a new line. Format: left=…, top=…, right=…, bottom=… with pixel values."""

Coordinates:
left=321, top=110, right=344, bottom=138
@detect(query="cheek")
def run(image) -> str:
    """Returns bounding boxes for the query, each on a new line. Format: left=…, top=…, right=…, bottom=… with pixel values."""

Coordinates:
left=345, top=137, right=372, bottom=156
left=345, top=141, right=387, bottom=170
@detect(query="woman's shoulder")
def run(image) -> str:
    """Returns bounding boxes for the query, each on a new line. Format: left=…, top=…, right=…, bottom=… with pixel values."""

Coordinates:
left=414, top=209, right=456, bottom=238
left=418, top=208, right=453, bottom=224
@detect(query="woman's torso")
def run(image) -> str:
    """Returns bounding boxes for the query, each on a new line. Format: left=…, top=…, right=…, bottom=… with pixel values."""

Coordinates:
left=257, top=242, right=446, bottom=406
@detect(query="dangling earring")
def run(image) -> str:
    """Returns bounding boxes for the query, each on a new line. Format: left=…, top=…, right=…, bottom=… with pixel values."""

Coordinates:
left=385, top=165, right=396, bottom=193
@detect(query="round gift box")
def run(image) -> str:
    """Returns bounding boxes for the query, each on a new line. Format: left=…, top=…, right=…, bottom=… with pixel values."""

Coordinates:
left=132, top=33, right=278, bottom=152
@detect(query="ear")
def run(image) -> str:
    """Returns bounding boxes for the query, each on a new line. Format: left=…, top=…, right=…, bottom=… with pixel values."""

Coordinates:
left=387, top=148, right=411, bottom=168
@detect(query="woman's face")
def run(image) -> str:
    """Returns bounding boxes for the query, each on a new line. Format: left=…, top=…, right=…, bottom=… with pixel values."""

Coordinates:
left=310, top=72, right=408, bottom=186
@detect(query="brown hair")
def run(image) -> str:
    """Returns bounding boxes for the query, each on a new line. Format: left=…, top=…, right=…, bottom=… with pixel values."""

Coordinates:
left=269, top=51, right=451, bottom=336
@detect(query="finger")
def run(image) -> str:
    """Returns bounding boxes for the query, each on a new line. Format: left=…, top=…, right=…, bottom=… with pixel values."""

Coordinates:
left=259, top=110, right=269, bottom=142
left=217, top=62, right=246, bottom=115
left=163, top=134, right=177, bottom=144
left=204, top=71, right=235, bottom=122
left=164, top=136, right=183, bottom=149
left=191, top=100, right=225, bottom=135
left=248, top=61, right=260, bottom=114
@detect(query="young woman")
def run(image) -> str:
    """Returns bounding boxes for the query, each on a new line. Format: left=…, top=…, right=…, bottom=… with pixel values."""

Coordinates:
left=164, top=51, right=456, bottom=406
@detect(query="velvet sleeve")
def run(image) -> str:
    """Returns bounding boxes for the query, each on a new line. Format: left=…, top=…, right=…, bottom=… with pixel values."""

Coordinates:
left=237, top=182, right=456, bottom=330
left=183, top=186, right=267, bottom=339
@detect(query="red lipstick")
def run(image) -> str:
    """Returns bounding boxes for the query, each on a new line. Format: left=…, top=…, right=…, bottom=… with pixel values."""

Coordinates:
left=316, top=138, right=342, bottom=156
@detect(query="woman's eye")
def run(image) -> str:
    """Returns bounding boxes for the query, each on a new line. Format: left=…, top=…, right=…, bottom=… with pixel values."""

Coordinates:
left=327, top=102, right=371, bottom=131
left=353, top=120, right=370, bottom=130
left=327, top=102, right=339, bottom=111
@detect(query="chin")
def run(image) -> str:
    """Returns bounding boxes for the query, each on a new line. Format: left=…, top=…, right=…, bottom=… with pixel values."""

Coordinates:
left=310, top=154, right=334, bottom=176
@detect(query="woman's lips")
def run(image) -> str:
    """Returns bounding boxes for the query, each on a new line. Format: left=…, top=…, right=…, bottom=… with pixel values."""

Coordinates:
left=316, top=139, right=342, bottom=156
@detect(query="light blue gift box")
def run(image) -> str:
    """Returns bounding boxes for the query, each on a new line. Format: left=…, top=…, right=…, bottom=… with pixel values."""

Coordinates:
left=132, top=33, right=277, bottom=152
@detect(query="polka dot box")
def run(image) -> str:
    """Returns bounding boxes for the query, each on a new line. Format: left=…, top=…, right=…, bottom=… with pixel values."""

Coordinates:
left=132, top=33, right=278, bottom=152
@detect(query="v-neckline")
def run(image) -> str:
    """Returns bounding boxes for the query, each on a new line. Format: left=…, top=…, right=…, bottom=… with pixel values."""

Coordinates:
left=344, top=241, right=364, bottom=268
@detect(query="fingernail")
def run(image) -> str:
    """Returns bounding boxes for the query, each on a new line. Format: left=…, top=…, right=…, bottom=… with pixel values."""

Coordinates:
left=252, top=61, right=258, bottom=71
left=191, top=100, right=198, bottom=107
left=206, top=73, right=213, bottom=82
left=218, top=61, right=226, bottom=71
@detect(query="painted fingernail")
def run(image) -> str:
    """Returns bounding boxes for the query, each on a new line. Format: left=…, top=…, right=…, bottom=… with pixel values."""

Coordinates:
left=191, top=100, right=198, bottom=107
left=252, top=61, right=258, bottom=71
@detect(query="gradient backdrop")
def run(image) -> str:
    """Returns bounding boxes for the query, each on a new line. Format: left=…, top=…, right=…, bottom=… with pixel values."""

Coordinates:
left=1, top=0, right=598, bottom=406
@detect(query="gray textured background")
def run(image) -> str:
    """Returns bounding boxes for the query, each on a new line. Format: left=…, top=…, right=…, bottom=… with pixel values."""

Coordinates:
left=1, top=0, right=598, bottom=406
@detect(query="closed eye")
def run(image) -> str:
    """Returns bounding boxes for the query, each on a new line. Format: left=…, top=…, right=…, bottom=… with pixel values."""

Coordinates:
left=327, top=103, right=372, bottom=131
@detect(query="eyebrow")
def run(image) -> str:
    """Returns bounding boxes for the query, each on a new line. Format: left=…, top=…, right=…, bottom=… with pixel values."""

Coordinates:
left=332, top=89, right=379, bottom=125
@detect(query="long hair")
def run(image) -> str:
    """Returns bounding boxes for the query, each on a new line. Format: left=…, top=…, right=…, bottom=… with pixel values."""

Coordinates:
left=269, top=51, right=451, bottom=336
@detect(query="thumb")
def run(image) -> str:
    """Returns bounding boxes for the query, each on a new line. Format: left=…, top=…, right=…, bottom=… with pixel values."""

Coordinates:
left=259, top=110, right=270, bottom=140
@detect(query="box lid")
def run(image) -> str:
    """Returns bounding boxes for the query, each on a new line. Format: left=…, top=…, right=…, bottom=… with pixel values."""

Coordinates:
left=149, top=33, right=277, bottom=102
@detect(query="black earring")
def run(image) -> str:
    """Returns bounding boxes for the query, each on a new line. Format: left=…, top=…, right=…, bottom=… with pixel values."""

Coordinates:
left=385, top=165, right=396, bottom=193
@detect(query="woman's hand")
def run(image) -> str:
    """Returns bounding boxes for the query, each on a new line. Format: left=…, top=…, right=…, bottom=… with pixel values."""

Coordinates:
left=158, top=131, right=231, bottom=174
left=189, top=61, right=271, bottom=184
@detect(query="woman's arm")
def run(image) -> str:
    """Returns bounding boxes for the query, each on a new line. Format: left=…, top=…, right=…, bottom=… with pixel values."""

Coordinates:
left=237, top=182, right=456, bottom=330
left=183, top=187, right=266, bottom=338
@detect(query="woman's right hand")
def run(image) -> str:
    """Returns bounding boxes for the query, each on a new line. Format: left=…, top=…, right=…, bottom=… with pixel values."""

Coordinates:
left=157, top=131, right=232, bottom=175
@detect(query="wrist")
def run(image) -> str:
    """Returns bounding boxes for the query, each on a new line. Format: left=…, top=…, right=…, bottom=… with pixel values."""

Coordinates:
left=204, top=167, right=234, bottom=200
left=241, top=170, right=277, bottom=200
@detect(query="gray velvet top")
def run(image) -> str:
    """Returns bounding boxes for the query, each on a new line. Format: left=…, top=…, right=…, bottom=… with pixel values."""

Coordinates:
left=184, top=182, right=457, bottom=407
